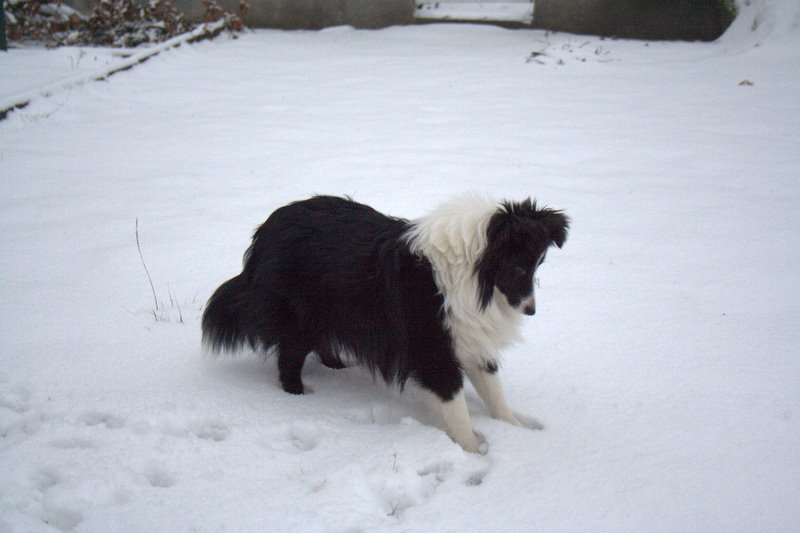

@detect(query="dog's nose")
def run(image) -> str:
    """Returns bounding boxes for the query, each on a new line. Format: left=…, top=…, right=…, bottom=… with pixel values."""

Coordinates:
left=523, top=305, right=536, bottom=316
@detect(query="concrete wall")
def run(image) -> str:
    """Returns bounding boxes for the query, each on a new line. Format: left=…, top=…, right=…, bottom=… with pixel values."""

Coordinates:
left=66, top=0, right=414, bottom=29
left=182, top=0, right=414, bottom=30
left=532, top=0, right=735, bottom=41
left=65, top=0, right=734, bottom=41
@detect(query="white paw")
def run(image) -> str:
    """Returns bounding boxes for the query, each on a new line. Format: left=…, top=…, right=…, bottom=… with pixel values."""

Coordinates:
left=478, top=439, right=489, bottom=455
left=459, top=431, right=488, bottom=455
left=514, top=412, right=544, bottom=430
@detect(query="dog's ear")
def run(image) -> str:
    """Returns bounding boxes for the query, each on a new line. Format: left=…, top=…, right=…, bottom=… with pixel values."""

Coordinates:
left=541, top=209, right=569, bottom=249
left=518, top=199, right=570, bottom=249
left=475, top=213, right=511, bottom=310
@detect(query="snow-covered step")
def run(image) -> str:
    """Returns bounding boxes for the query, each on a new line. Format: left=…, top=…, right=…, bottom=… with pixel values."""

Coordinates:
left=414, top=0, right=534, bottom=24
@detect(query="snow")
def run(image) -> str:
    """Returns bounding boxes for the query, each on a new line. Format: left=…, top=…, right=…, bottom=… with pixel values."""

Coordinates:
left=0, top=21, right=228, bottom=115
left=415, top=1, right=534, bottom=24
left=1, top=1, right=799, bottom=531
left=0, top=47, right=124, bottom=107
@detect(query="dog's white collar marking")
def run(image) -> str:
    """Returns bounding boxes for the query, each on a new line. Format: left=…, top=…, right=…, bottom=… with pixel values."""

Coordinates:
left=404, top=196, right=524, bottom=368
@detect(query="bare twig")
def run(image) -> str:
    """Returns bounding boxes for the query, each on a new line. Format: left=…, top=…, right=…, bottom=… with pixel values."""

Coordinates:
left=135, top=217, right=159, bottom=311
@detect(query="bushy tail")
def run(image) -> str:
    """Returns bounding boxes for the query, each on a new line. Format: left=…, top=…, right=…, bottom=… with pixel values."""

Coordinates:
left=202, top=274, right=260, bottom=354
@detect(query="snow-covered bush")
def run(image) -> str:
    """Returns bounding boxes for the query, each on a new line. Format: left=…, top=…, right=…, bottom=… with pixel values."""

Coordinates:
left=3, top=0, right=246, bottom=47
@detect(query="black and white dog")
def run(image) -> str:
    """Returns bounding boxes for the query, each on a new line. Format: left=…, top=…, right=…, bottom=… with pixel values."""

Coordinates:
left=202, top=195, right=568, bottom=453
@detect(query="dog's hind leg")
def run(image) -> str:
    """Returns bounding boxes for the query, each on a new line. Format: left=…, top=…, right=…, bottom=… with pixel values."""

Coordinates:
left=277, top=341, right=310, bottom=394
left=271, top=301, right=316, bottom=394
left=317, top=344, right=346, bottom=369
left=277, top=344, right=308, bottom=394
left=275, top=320, right=314, bottom=394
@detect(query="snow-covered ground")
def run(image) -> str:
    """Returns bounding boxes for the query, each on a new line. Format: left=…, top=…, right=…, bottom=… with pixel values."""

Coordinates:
left=1, top=1, right=799, bottom=531
left=0, top=47, right=122, bottom=104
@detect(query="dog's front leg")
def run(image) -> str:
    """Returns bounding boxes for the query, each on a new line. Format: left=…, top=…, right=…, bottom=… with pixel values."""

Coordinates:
left=466, top=365, right=543, bottom=429
left=439, top=389, right=488, bottom=454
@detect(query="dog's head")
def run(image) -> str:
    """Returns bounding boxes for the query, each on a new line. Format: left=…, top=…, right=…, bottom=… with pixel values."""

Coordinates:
left=476, top=199, right=569, bottom=315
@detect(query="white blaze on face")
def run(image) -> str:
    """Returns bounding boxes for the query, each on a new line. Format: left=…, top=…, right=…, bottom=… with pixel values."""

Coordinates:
left=521, top=291, right=536, bottom=315
left=520, top=251, right=546, bottom=315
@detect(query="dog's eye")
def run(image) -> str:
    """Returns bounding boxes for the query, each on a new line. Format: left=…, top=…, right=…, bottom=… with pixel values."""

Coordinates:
left=513, top=266, right=528, bottom=277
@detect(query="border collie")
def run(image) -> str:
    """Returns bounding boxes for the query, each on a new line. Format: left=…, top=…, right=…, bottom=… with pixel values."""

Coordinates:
left=202, top=195, right=568, bottom=453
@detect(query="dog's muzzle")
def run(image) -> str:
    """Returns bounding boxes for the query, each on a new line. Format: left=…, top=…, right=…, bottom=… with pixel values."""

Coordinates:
left=520, top=294, right=536, bottom=315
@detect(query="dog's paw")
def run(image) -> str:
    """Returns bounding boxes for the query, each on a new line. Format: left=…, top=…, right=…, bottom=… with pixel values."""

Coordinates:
left=514, top=413, right=544, bottom=430
left=460, top=431, right=488, bottom=455
left=280, top=379, right=305, bottom=395
left=477, top=440, right=489, bottom=455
